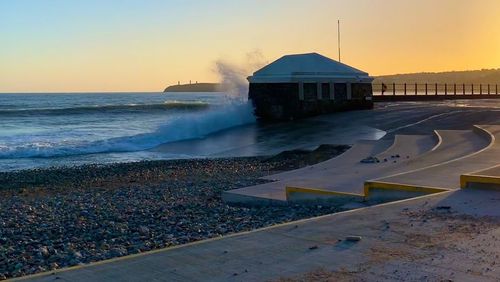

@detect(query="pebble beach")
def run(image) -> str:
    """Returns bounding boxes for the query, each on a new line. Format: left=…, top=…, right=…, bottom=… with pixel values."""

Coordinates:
left=0, top=145, right=349, bottom=279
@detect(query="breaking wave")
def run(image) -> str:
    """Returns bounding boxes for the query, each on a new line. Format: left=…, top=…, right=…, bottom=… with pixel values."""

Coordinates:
left=0, top=101, right=256, bottom=158
left=0, top=53, right=259, bottom=161
left=0, top=101, right=210, bottom=116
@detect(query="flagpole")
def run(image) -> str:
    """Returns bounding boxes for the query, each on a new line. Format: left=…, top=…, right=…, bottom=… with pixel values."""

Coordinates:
left=338, top=19, right=341, bottom=62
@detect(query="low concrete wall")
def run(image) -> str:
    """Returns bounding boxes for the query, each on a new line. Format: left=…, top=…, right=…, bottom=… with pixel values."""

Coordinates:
left=221, top=191, right=288, bottom=206
left=373, top=94, right=500, bottom=102
left=366, top=188, right=428, bottom=203
left=286, top=187, right=365, bottom=206
left=463, top=182, right=500, bottom=190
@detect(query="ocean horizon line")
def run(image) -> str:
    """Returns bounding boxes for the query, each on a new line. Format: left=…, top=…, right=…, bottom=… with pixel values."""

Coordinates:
left=0, top=91, right=167, bottom=95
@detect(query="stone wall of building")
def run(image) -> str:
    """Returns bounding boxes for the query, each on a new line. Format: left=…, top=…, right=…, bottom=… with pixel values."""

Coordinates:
left=248, top=83, right=300, bottom=120
left=249, top=82, right=373, bottom=121
left=352, top=83, right=373, bottom=100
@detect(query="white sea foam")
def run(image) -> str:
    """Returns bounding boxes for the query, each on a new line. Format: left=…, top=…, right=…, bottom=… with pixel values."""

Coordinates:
left=0, top=54, right=261, bottom=160
left=0, top=100, right=256, bottom=158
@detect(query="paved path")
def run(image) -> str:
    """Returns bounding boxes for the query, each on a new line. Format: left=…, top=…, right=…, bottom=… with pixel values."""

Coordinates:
left=370, top=125, right=499, bottom=190
left=20, top=189, right=500, bottom=282
left=470, top=165, right=500, bottom=178
left=260, top=139, right=395, bottom=182
left=224, top=126, right=492, bottom=204
left=284, top=129, right=488, bottom=194
left=222, top=140, right=393, bottom=203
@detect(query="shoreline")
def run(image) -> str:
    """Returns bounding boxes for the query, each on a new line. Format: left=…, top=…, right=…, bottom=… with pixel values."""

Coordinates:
left=0, top=145, right=349, bottom=279
left=2, top=100, right=499, bottom=279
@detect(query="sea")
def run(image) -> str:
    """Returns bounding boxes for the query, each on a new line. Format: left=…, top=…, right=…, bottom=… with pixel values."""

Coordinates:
left=0, top=92, right=386, bottom=172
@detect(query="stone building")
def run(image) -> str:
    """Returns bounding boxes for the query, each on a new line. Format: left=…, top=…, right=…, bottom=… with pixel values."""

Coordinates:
left=247, top=53, right=374, bottom=120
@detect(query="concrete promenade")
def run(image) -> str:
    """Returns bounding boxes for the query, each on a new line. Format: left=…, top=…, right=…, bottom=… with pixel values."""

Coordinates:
left=222, top=139, right=394, bottom=203
left=19, top=188, right=500, bottom=281
left=367, top=125, right=499, bottom=191
left=223, top=125, right=497, bottom=205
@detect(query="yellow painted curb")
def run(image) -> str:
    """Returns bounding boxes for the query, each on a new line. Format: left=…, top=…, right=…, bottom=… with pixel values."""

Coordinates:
left=364, top=181, right=449, bottom=195
left=284, top=180, right=446, bottom=203
left=286, top=186, right=365, bottom=200
left=460, top=174, right=500, bottom=190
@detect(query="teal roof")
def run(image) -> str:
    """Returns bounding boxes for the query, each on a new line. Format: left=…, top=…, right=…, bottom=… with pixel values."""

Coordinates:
left=253, top=53, right=369, bottom=77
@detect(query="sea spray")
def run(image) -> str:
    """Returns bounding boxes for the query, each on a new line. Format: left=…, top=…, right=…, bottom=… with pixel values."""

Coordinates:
left=0, top=101, right=256, bottom=158
left=0, top=79, right=257, bottom=158
left=215, top=61, right=248, bottom=103
left=0, top=53, right=266, bottom=159
left=214, top=49, right=267, bottom=103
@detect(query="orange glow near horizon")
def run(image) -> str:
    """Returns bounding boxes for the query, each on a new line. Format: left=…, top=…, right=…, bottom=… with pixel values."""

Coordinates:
left=1, top=0, right=499, bottom=92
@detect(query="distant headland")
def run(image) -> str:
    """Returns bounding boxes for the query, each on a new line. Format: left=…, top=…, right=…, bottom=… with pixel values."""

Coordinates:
left=164, top=69, right=500, bottom=93
left=373, top=68, right=500, bottom=84
left=164, top=83, right=226, bottom=93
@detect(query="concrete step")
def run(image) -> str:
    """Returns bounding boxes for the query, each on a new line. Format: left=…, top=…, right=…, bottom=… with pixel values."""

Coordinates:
left=374, top=134, right=438, bottom=161
left=222, top=140, right=394, bottom=205
left=460, top=164, right=500, bottom=191
left=287, top=126, right=497, bottom=204
left=223, top=132, right=438, bottom=205
left=260, top=139, right=393, bottom=181
left=365, top=125, right=498, bottom=193
left=224, top=125, right=499, bottom=205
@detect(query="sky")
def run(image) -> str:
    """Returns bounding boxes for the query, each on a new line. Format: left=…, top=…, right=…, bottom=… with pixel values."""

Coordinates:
left=1, top=0, right=499, bottom=93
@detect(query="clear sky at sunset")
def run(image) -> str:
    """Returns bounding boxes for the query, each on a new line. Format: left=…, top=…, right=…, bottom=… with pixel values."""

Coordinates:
left=1, top=0, right=499, bottom=92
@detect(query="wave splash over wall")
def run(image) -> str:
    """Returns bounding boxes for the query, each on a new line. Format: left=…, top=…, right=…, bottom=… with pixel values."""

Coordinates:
left=104, top=101, right=256, bottom=154
left=0, top=57, right=261, bottom=159
left=0, top=102, right=256, bottom=158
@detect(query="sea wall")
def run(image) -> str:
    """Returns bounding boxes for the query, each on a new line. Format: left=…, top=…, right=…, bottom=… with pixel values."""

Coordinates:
left=249, top=82, right=373, bottom=120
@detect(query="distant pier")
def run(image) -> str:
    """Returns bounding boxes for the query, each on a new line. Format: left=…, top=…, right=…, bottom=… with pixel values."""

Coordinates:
left=373, top=83, right=500, bottom=102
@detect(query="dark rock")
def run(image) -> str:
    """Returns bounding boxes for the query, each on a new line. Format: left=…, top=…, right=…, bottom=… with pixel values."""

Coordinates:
left=39, top=246, right=50, bottom=258
left=345, top=236, right=362, bottom=242
left=138, top=226, right=150, bottom=236
left=0, top=156, right=344, bottom=278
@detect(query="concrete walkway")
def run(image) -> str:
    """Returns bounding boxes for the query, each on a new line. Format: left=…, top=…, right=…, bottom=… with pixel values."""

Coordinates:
left=368, top=125, right=499, bottom=191
left=472, top=165, right=500, bottom=177
left=224, top=126, right=494, bottom=204
left=20, top=189, right=500, bottom=282
left=222, top=139, right=394, bottom=204
left=284, top=130, right=488, bottom=194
